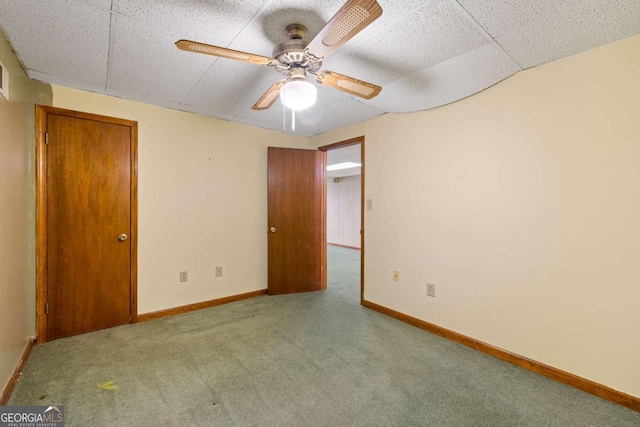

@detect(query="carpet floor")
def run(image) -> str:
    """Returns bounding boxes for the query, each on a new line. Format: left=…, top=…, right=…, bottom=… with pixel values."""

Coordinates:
left=9, top=246, right=640, bottom=426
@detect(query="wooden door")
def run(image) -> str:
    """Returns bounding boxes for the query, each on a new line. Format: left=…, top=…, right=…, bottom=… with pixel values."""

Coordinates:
left=267, top=147, right=326, bottom=295
left=38, top=107, right=137, bottom=341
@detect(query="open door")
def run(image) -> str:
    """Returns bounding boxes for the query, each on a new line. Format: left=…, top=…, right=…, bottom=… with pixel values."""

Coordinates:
left=267, top=147, right=326, bottom=295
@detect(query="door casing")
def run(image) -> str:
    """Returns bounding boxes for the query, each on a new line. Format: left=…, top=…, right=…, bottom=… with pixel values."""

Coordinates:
left=36, top=105, right=138, bottom=343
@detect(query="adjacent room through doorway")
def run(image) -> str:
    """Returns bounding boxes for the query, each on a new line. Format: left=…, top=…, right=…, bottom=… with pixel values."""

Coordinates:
left=324, top=142, right=362, bottom=302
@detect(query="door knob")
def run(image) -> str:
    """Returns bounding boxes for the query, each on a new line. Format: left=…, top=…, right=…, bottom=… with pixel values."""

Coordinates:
left=118, top=233, right=128, bottom=242
left=270, top=227, right=276, bottom=233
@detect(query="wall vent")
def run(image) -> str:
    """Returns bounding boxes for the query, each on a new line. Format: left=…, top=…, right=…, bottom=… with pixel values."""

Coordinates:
left=0, top=60, right=8, bottom=101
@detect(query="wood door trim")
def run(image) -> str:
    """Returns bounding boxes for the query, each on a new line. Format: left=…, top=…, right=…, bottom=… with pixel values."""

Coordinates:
left=362, top=299, right=640, bottom=412
left=318, top=136, right=365, bottom=303
left=35, top=106, right=47, bottom=344
left=36, top=105, right=138, bottom=343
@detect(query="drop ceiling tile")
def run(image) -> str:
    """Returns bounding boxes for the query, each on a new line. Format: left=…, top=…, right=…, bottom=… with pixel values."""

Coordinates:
left=0, top=0, right=110, bottom=87
left=230, top=95, right=380, bottom=138
left=561, top=0, right=640, bottom=42
left=298, top=83, right=350, bottom=113
left=367, top=42, right=518, bottom=113
left=177, top=104, right=236, bottom=122
left=456, top=0, right=562, bottom=38
left=106, top=87, right=182, bottom=111
left=496, top=0, right=640, bottom=69
left=233, top=107, right=295, bottom=134
left=183, top=58, right=351, bottom=119
left=181, top=61, right=276, bottom=116
left=84, top=0, right=112, bottom=10
left=107, top=15, right=214, bottom=105
left=279, top=84, right=351, bottom=118
left=296, top=0, right=428, bottom=56
left=326, top=0, right=489, bottom=87
left=0, top=0, right=111, bottom=16
left=27, top=69, right=107, bottom=94
left=227, top=0, right=339, bottom=55
left=227, top=0, right=428, bottom=70
left=114, top=0, right=270, bottom=45
left=296, top=98, right=385, bottom=136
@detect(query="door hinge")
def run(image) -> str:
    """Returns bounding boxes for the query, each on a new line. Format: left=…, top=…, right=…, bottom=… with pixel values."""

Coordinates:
left=45, top=132, right=49, bottom=144
left=45, top=302, right=49, bottom=315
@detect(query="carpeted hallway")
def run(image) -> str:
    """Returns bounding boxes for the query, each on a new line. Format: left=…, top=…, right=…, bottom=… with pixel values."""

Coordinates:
left=9, top=246, right=640, bottom=426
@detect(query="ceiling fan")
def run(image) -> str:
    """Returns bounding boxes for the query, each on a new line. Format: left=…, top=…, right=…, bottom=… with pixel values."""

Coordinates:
left=176, top=0, right=383, bottom=113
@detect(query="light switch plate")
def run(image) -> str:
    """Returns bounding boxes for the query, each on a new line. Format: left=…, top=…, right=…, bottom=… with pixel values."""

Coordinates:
left=0, top=60, right=9, bottom=101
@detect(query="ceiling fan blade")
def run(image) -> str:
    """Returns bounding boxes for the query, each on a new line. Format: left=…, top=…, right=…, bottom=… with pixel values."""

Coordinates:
left=316, top=70, right=381, bottom=99
left=252, top=80, right=286, bottom=110
left=176, top=40, right=272, bottom=66
left=306, top=0, right=382, bottom=60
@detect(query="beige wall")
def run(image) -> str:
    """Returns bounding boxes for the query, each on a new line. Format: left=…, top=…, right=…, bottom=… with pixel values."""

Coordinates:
left=0, top=33, right=52, bottom=395
left=327, top=175, right=361, bottom=248
left=310, top=35, right=640, bottom=397
left=51, top=86, right=307, bottom=314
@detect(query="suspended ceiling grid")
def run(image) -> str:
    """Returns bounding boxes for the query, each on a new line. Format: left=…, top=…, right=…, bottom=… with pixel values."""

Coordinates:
left=1, top=0, right=638, bottom=137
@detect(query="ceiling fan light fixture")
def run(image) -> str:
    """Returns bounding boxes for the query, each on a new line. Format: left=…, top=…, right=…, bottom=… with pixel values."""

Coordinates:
left=279, top=80, right=317, bottom=111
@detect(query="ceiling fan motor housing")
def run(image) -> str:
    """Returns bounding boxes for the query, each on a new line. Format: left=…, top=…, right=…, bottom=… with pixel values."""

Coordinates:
left=272, top=40, right=308, bottom=65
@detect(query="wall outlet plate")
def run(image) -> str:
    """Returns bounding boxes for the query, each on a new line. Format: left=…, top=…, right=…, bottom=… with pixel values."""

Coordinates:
left=180, top=271, right=188, bottom=282
left=393, top=270, right=400, bottom=282
left=427, top=283, right=436, bottom=297
left=215, top=266, right=223, bottom=277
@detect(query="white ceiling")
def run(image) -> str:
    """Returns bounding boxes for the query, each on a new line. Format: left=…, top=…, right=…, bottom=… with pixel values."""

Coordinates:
left=1, top=0, right=638, bottom=137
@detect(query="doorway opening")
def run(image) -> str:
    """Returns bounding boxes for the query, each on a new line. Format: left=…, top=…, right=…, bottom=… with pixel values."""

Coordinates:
left=319, top=137, right=364, bottom=304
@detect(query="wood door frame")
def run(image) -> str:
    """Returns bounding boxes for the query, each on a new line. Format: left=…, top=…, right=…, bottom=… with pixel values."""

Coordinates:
left=318, top=136, right=365, bottom=303
left=36, top=105, right=138, bottom=343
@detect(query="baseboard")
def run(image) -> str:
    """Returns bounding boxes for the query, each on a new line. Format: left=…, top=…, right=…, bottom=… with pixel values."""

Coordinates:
left=327, top=243, right=361, bottom=250
left=137, top=289, right=267, bottom=322
left=361, top=299, right=640, bottom=413
left=0, top=337, right=36, bottom=405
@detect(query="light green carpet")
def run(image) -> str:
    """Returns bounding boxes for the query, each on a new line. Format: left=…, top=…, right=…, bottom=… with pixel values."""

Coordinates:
left=9, top=246, right=640, bottom=426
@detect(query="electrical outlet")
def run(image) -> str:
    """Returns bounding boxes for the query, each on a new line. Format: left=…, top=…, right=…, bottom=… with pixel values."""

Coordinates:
left=215, top=266, right=223, bottom=277
left=393, top=270, right=400, bottom=282
left=427, top=283, right=436, bottom=297
left=180, top=271, right=188, bottom=282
